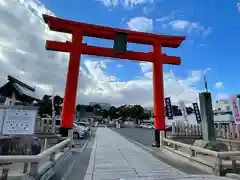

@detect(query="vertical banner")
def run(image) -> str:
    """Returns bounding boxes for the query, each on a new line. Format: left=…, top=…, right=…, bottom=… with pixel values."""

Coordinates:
left=179, top=100, right=188, bottom=122
left=231, top=95, right=240, bottom=124
left=164, top=97, right=173, bottom=119
left=192, top=102, right=201, bottom=123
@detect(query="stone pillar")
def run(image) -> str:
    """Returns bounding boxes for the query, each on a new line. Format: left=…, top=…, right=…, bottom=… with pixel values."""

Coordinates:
left=199, top=92, right=216, bottom=142
left=194, top=92, right=228, bottom=152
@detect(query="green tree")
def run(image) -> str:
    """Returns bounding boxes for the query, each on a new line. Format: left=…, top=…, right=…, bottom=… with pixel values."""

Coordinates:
left=102, top=109, right=109, bottom=118
left=86, top=105, right=93, bottom=112
left=131, top=105, right=144, bottom=118
left=76, top=104, right=81, bottom=112
left=38, top=95, right=52, bottom=117
left=118, top=105, right=131, bottom=118
left=108, top=106, right=119, bottom=119
left=53, top=95, right=63, bottom=115
left=38, top=94, right=63, bottom=117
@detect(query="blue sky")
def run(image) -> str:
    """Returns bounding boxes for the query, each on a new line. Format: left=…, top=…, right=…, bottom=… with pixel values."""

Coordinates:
left=39, top=0, right=240, bottom=99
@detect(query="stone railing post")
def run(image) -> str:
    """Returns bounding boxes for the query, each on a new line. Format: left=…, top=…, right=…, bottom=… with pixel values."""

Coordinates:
left=30, top=162, right=39, bottom=177
left=68, top=130, right=74, bottom=148
left=0, top=168, right=8, bottom=180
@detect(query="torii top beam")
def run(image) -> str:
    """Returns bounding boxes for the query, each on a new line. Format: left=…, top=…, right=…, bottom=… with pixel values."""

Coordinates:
left=43, top=14, right=185, bottom=48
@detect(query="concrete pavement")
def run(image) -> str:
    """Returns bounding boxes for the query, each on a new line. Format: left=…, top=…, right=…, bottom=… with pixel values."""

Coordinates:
left=83, top=127, right=235, bottom=180
left=113, top=127, right=207, bottom=174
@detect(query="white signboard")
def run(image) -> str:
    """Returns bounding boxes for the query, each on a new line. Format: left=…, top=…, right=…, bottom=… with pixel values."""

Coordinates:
left=2, top=108, right=37, bottom=135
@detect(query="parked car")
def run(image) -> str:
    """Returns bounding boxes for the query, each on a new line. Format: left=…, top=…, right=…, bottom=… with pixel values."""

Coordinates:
left=76, top=122, right=90, bottom=130
left=73, top=123, right=85, bottom=139
left=76, top=122, right=91, bottom=136
left=55, top=119, right=86, bottom=139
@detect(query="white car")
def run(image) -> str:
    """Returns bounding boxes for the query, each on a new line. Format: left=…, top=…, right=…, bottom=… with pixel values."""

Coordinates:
left=76, top=122, right=90, bottom=132
left=55, top=119, right=86, bottom=138
left=73, top=123, right=85, bottom=139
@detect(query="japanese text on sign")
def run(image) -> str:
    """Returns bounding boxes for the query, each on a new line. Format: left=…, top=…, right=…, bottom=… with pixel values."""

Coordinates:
left=2, top=108, right=37, bottom=135
left=192, top=102, right=201, bottom=123
left=165, top=97, right=173, bottom=119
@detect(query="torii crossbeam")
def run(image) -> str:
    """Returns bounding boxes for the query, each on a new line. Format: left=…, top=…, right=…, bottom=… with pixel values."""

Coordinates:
left=43, top=14, right=185, bottom=147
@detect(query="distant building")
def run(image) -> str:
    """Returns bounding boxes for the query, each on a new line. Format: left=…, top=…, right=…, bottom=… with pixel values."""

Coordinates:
left=89, top=102, right=111, bottom=110
left=213, top=99, right=232, bottom=114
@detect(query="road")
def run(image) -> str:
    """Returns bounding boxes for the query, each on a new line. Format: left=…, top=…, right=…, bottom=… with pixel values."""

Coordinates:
left=113, top=127, right=172, bottom=147
left=114, top=127, right=153, bottom=147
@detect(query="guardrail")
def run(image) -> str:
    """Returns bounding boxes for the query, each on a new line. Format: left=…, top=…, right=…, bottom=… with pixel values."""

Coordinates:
left=0, top=130, right=73, bottom=179
left=162, top=138, right=240, bottom=175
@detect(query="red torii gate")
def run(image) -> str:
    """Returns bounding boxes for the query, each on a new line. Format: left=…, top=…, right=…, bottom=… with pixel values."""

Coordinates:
left=43, top=14, right=185, bottom=146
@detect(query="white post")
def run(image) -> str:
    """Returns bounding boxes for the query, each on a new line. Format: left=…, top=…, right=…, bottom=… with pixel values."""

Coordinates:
left=10, top=92, right=16, bottom=107
left=172, top=122, right=175, bottom=136
left=160, top=131, right=165, bottom=147
left=51, top=89, right=56, bottom=134
left=68, top=129, right=74, bottom=148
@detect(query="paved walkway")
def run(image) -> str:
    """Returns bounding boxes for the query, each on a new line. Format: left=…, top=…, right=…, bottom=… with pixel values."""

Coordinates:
left=84, top=128, right=235, bottom=180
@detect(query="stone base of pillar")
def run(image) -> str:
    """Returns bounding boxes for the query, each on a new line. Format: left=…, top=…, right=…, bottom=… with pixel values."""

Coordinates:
left=152, top=130, right=160, bottom=147
left=60, top=127, right=72, bottom=137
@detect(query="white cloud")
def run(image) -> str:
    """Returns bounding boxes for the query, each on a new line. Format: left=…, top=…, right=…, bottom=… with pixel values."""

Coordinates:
left=97, top=0, right=154, bottom=8
left=127, top=17, right=153, bottom=32
left=167, top=20, right=212, bottom=36
left=116, top=64, right=123, bottom=68
left=0, top=0, right=205, bottom=107
left=215, top=82, right=224, bottom=89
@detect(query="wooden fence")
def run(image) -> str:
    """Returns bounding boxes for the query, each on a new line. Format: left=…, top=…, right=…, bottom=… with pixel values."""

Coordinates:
left=172, top=121, right=240, bottom=139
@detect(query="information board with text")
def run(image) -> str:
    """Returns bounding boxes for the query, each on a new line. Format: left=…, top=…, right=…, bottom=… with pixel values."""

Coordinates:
left=2, top=107, right=37, bottom=135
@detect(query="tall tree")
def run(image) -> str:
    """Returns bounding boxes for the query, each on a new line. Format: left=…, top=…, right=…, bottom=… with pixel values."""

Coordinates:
left=86, top=105, right=93, bottom=112
left=102, top=109, right=109, bottom=118
left=38, top=94, right=52, bottom=117
left=76, top=104, right=81, bottom=112
left=131, top=105, right=144, bottom=118
left=38, top=94, right=63, bottom=117
left=108, top=106, right=118, bottom=119
left=118, top=105, right=130, bottom=118
left=53, top=95, right=63, bottom=115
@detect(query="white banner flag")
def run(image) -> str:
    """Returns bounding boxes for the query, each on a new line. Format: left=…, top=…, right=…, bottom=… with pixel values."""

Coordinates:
left=179, top=100, right=188, bottom=122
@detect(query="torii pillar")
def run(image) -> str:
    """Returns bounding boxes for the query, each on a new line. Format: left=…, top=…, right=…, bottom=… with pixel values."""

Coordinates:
left=43, top=14, right=185, bottom=147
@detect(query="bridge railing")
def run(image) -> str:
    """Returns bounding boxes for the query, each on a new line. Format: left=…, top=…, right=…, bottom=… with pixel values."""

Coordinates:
left=0, top=130, right=73, bottom=179
left=171, top=121, right=240, bottom=139
left=162, top=137, right=240, bottom=175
